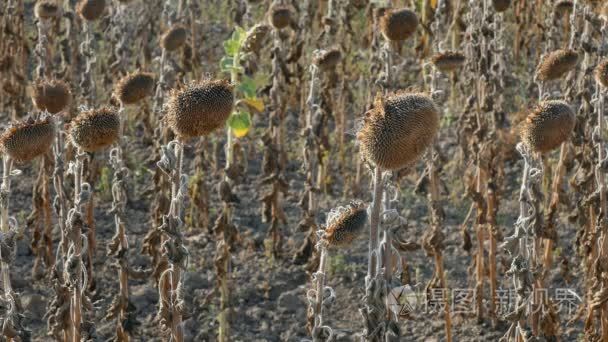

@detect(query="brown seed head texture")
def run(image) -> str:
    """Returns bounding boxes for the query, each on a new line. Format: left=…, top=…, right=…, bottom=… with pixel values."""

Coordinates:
left=357, top=92, right=440, bottom=170
left=76, top=0, right=106, bottom=21
left=535, top=49, right=579, bottom=82
left=595, top=60, right=608, bottom=88
left=114, top=72, right=155, bottom=105
left=554, top=0, right=573, bottom=13
left=167, top=80, right=234, bottom=139
left=492, top=0, right=511, bottom=12
left=270, top=5, right=291, bottom=29
left=313, top=48, right=342, bottom=71
left=1, top=117, right=55, bottom=163
left=325, top=202, right=368, bottom=247
left=35, top=1, right=61, bottom=19
left=432, top=51, right=466, bottom=72
left=242, top=24, right=272, bottom=54
left=70, top=107, right=120, bottom=152
left=161, top=25, right=188, bottom=51
left=521, top=100, right=575, bottom=153
left=32, top=79, right=71, bottom=114
left=380, top=8, right=418, bottom=41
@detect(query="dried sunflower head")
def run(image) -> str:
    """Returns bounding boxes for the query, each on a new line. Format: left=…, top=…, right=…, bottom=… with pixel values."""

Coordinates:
left=166, top=80, right=234, bottom=139
left=357, top=92, right=439, bottom=170
left=69, top=107, right=120, bottom=152
left=114, top=72, right=155, bottom=105
left=32, top=79, right=71, bottom=114
left=76, top=0, right=106, bottom=21
left=535, top=49, right=579, bottom=82
left=520, top=100, right=575, bottom=153
left=380, top=8, right=418, bottom=41
left=324, top=201, right=368, bottom=247
left=1, top=116, right=55, bottom=163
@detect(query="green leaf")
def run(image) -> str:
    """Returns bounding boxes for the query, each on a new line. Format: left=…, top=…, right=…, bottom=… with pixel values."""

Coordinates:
left=223, top=39, right=240, bottom=57
left=238, top=76, right=257, bottom=98
left=233, top=26, right=246, bottom=44
left=220, top=56, right=234, bottom=72
left=243, top=97, right=264, bottom=113
left=228, top=111, right=251, bottom=138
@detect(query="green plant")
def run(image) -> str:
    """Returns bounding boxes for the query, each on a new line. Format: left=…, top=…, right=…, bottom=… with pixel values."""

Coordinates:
left=220, top=27, right=266, bottom=156
left=216, top=25, right=267, bottom=342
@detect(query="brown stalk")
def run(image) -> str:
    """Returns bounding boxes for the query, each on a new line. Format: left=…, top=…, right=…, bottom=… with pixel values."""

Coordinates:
left=293, top=62, right=320, bottom=266
left=593, top=25, right=608, bottom=339
left=297, top=0, right=313, bottom=126
left=85, top=186, right=96, bottom=291
left=106, top=104, right=132, bottom=341
left=428, top=152, right=453, bottom=342
left=426, top=4, right=452, bottom=338
left=50, top=115, right=70, bottom=340
left=335, top=22, right=348, bottom=178
left=145, top=2, right=177, bottom=314
left=266, top=28, right=287, bottom=257
left=30, top=163, right=46, bottom=279
left=157, top=140, right=185, bottom=342
left=600, top=97, right=608, bottom=342
left=188, top=141, right=210, bottom=232
left=169, top=142, right=184, bottom=342
left=487, top=176, right=499, bottom=327
left=0, top=0, right=27, bottom=120
left=308, top=237, right=332, bottom=341
left=0, top=155, right=31, bottom=340
left=42, top=158, right=54, bottom=271
left=69, top=152, right=86, bottom=342
left=542, top=143, right=567, bottom=277
left=474, top=156, right=486, bottom=322
left=31, top=156, right=56, bottom=279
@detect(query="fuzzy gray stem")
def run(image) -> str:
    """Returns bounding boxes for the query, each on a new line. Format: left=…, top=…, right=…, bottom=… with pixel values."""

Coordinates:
left=0, top=156, right=13, bottom=298
left=81, top=22, right=96, bottom=106
left=367, top=167, right=383, bottom=281
left=70, top=152, right=86, bottom=342
left=170, top=141, right=185, bottom=342
left=569, top=0, right=578, bottom=50
left=170, top=143, right=184, bottom=219
left=501, top=143, right=539, bottom=339
left=380, top=42, right=392, bottom=93
left=53, top=119, right=68, bottom=256
left=314, top=246, right=327, bottom=326
left=517, top=152, right=530, bottom=259
left=154, top=48, right=168, bottom=126
left=311, top=240, right=329, bottom=341
left=306, top=64, right=320, bottom=214
left=35, top=18, right=50, bottom=79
